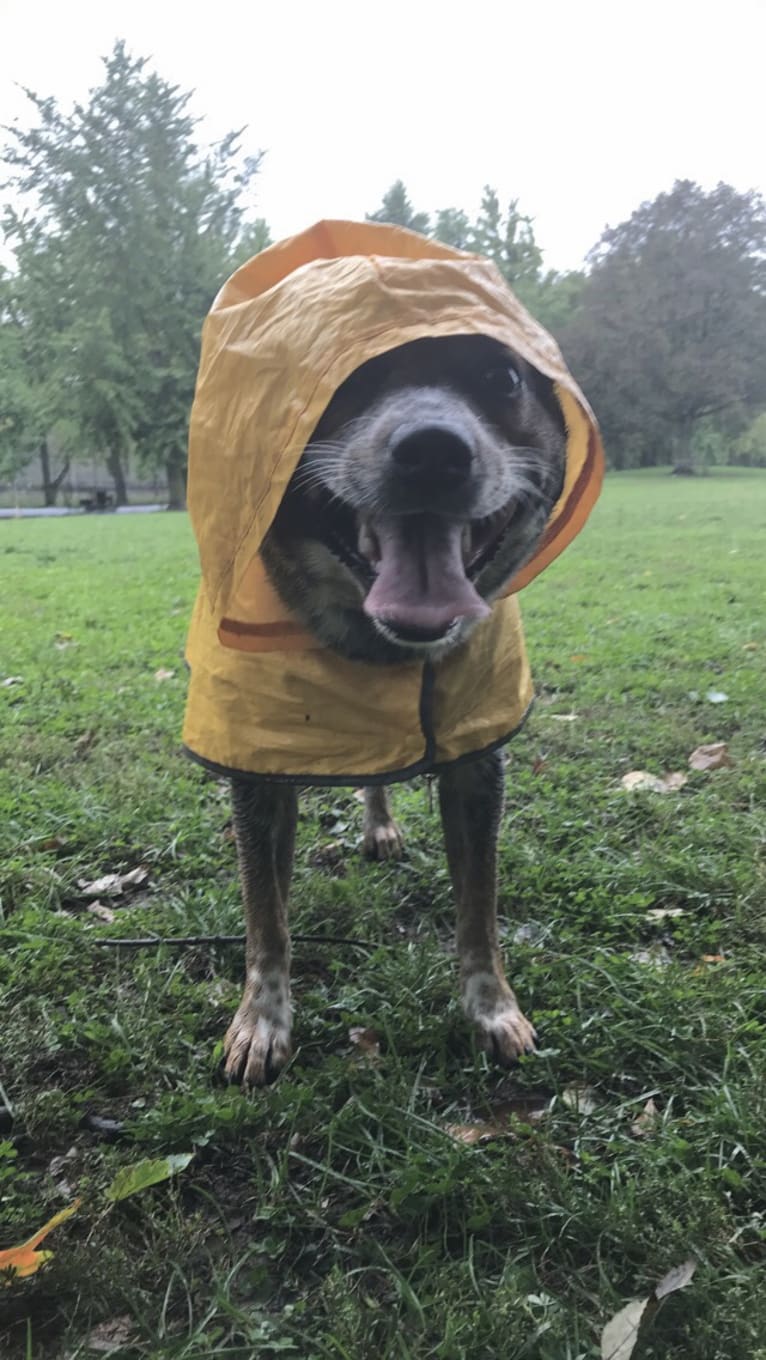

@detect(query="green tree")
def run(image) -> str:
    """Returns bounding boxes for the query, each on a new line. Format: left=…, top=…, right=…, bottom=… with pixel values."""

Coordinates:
left=366, top=180, right=431, bottom=235
left=432, top=206, right=472, bottom=251
left=560, top=180, right=766, bottom=468
left=469, top=186, right=542, bottom=295
left=3, top=41, right=265, bottom=508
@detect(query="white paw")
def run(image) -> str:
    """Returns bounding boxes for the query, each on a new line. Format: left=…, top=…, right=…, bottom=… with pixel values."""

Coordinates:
left=362, top=819, right=404, bottom=861
left=223, top=975, right=292, bottom=1086
left=462, top=971, right=537, bottom=1065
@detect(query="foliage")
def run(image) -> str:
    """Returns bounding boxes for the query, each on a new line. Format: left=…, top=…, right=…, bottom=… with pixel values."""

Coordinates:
left=366, top=179, right=431, bottom=235
left=560, top=180, right=766, bottom=468
left=1, top=469, right=766, bottom=1355
left=2, top=41, right=264, bottom=506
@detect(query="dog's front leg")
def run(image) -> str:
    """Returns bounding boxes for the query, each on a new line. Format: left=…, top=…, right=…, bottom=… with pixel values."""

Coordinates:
left=438, top=752, right=536, bottom=1064
left=362, top=785, right=404, bottom=860
left=224, top=779, right=297, bottom=1086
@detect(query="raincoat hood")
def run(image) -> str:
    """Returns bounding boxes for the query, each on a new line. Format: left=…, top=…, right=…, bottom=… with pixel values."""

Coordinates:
left=183, top=220, right=603, bottom=784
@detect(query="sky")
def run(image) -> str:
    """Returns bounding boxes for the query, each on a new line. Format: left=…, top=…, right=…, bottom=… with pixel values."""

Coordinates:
left=2, top=0, right=765, bottom=273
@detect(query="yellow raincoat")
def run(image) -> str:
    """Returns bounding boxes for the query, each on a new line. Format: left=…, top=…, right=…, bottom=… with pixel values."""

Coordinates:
left=183, top=221, right=603, bottom=784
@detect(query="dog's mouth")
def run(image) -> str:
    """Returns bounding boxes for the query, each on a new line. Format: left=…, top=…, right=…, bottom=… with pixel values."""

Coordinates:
left=311, top=491, right=520, bottom=644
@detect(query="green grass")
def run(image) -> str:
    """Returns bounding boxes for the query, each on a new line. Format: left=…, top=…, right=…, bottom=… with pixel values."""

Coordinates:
left=1, top=469, right=765, bottom=1358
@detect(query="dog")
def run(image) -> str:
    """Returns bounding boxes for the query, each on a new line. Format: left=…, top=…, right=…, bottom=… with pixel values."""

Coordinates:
left=221, top=334, right=568, bottom=1086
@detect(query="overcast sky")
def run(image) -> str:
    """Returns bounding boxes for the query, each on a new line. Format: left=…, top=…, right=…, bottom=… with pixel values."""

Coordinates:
left=3, top=0, right=765, bottom=272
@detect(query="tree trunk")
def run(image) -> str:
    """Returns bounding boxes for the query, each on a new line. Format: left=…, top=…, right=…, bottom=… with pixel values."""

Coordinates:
left=39, top=439, right=70, bottom=506
left=106, top=446, right=128, bottom=506
left=165, top=454, right=187, bottom=511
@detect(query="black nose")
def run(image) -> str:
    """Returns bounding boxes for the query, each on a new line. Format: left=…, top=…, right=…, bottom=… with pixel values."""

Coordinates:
left=390, top=425, right=473, bottom=485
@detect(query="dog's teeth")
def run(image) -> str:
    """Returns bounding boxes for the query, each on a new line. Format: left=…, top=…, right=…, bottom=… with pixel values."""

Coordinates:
left=357, top=519, right=380, bottom=566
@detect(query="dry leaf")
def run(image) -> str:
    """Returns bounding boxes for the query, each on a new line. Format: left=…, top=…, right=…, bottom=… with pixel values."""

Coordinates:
left=688, top=742, right=734, bottom=772
left=85, top=1316, right=135, bottom=1354
left=570, top=653, right=588, bottom=663
left=630, top=1098, right=658, bottom=1137
left=78, top=867, right=149, bottom=898
left=701, top=954, right=725, bottom=964
left=645, top=908, right=684, bottom=923
left=531, top=755, right=548, bottom=776
left=561, top=1084, right=599, bottom=1115
left=621, top=771, right=687, bottom=794
left=705, top=689, right=728, bottom=704
left=87, top=902, right=116, bottom=924
left=601, top=1297, right=650, bottom=1360
left=600, top=1258, right=697, bottom=1360
left=549, top=713, right=578, bottom=722
left=742, top=642, right=758, bottom=652
left=0, top=1199, right=81, bottom=1283
left=2, top=676, right=23, bottom=687
left=444, top=1120, right=510, bottom=1146
left=349, top=1027, right=381, bottom=1062
left=631, top=944, right=671, bottom=968
left=73, top=729, right=97, bottom=757
left=654, top=1259, right=697, bottom=1299
left=154, top=667, right=175, bottom=682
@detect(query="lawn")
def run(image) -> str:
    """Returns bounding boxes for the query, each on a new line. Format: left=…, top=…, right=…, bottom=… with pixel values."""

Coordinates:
left=1, top=468, right=765, bottom=1359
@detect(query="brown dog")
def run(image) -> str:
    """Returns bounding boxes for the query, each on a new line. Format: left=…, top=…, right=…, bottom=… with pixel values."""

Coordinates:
left=221, top=335, right=567, bottom=1085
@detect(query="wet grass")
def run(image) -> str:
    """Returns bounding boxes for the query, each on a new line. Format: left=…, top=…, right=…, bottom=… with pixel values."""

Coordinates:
left=1, top=467, right=765, bottom=1358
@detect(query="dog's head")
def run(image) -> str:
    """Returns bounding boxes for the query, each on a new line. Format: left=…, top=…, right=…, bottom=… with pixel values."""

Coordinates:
left=261, top=334, right=567, bottom=664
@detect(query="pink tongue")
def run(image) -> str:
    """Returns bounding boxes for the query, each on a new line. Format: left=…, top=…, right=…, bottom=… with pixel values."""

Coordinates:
left=363, top=516, right=490, bottom=633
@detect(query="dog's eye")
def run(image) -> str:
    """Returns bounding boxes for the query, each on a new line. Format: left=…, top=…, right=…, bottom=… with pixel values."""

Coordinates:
left=483, top=364, right=522, bottom=398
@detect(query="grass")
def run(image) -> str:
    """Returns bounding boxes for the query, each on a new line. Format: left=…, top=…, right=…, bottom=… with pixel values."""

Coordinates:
left=1, top=468, right=765, bottom=1359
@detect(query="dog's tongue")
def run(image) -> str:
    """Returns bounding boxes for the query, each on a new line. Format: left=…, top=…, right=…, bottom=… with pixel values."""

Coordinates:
left=363, top=516, right=490, bottom=633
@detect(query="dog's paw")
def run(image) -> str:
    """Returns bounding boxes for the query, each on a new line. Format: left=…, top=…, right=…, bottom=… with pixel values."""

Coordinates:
left=362, top=818, right=404, bottom=861
left=462, top=972, right=537, bottom=1065
left=223, top=984, right=292, bottom=1087
left=475, top=1004, right=537, bottom=1065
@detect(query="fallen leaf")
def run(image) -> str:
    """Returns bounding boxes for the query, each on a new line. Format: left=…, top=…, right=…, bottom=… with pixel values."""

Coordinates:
left=105, top=1153, right=193, bottom=1203
left=631, top=944, right=672, bottom=968
left=0, top=1199, right=81, bottom=1283
left=78, top=867, right=149, bottom=897
left=645, top=908, right=684, bottom=923
left=348, top=1027, right=381, bottom=1062
left=630, top=1097, right=659, bottom=1137
left=154, top=667, right=175, bottom=682
left=54, top=632, right=74, bottom=650
left=2, top=676, right=23, bottom=687
left=31, top=834, right=67, bottom=853
left=601, top=1297, right=650, bottom=1360
left=548, top=713, right=578, bottom=722
left=87, top=901, right=116, bottom=924
left=600, top=1259, right=697, bottom=1360
left=444, top=1120, right=511, bottom=1146
left=654, top=1259, right=697, bottom=1299
left=701, top=954, right=726, bottom=964
left=705, top=689, right=728, bottom=704
left=531, top=755, right=548, bottom=775
left=512, top=920, right=549, bottom=947
left=85, top=1316, right=135, bottom=1354
left=73, top=729, right=97, bottom=757
left=688, top=742, right=734, bottom=771
left=742, top=642, right=758, bottom=652
left=80, top=1113, right=125, bottom=1140
left=621, top=771, right=687, bottom=794
left=561, top=1084, right=599, bottom=1115
left=570, top=653, right=588, bottom=663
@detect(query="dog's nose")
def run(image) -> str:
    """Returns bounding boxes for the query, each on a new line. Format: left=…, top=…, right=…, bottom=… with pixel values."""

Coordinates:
left=390, top=425, right=473, bottom=485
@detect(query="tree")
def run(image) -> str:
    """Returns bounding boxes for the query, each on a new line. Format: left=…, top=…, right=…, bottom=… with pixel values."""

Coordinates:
left=560, top=181, right=766, bottom=468
left=469, top=186, right=542, bottom=295
left=432, top=206, right=472, bottom=251
left=366, top=180, right=431, bottom=235
left=3, top=41, right=264, bottom=507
